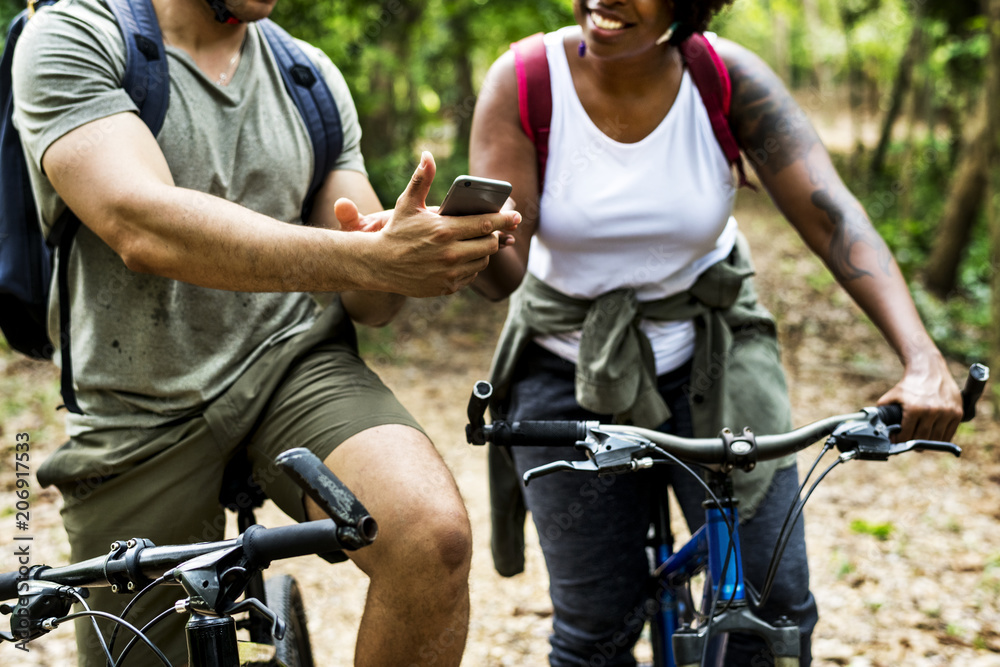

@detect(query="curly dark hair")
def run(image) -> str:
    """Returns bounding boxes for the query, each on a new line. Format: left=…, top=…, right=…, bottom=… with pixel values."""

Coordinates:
left=670, top=0, right=735, bottom=40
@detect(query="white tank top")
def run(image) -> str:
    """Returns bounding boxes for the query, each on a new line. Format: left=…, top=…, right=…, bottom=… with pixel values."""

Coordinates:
left=529, top=27, right=739, bottom=375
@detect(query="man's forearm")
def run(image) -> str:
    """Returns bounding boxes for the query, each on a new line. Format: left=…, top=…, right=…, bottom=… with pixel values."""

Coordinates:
left=109, top=183, right=382, bottom=293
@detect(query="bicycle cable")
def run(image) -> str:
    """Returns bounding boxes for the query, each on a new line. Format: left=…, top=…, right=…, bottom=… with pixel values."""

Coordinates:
left=649, top=442, right=744, bottom=664
left=698, top=555, right=726, bottom=667
left=757, top=455, right=846, bottom=607
left=106, top=575, right=169, bottom=661
left=45, top=610, right=171, bottom=666
left=648, top=445, right=735, bottom=559
left=113, top=606, right=177, bottom=667
left=749, top=442, right=833, bottom=608
left=58, top=585, right=116, bottom=667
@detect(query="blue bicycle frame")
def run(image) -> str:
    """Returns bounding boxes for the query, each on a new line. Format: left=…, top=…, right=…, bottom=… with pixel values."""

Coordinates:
left=650, top=487, right=800, bottom=667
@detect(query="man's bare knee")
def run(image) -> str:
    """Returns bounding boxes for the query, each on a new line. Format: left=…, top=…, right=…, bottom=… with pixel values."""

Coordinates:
left=429, top=510, right=472, bottom=576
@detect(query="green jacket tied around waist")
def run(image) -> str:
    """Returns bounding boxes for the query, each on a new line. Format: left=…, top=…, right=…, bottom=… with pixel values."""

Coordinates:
left=486, top=231, right=796, bottom=577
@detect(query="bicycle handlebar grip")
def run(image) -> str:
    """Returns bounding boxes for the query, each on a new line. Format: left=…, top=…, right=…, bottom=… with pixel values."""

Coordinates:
left=876, top=363, right=989, bottom=427
left=490, top=421, right=590, bottom=448
left=242, top=521, right=344, bottom=568
left=274, top=448, right=377, bottom=550
left=466, top=381, right=493, bottom=446
left=0, top=571, right=21, bottom=601
left=962, top=363, right=989, bottom=422
left=876, top=404, right=903, bottom=426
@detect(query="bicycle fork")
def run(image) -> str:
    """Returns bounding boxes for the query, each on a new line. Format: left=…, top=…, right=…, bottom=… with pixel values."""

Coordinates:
left=185, top=612, right=241, bottom=667
left=652, top=497, right=801, bottom=667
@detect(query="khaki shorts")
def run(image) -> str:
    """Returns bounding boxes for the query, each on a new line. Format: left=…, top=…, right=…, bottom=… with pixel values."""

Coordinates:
left=52, top=310, right=422, bottom=666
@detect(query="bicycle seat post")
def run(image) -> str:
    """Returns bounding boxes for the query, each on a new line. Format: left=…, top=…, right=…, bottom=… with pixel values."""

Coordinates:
left=219, top=451, right=270, bottom=643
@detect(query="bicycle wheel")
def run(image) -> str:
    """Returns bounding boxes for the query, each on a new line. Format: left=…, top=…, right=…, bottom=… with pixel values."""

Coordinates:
left=264, top=574, right=315, bottom=667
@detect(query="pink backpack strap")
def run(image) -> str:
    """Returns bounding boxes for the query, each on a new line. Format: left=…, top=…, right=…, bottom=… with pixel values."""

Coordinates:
left=510, top=32, right=552, bottom=191
left=679, top=33, right=752, bottom=189
left=511, top=31, right=750, bottom=191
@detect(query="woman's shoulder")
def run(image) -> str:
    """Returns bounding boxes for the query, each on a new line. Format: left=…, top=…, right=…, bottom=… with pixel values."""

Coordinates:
left=710, top=37, right=775, bottom=83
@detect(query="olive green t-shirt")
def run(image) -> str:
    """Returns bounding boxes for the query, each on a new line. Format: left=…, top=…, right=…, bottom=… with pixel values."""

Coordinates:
left=12, top=0, right=366, bottom=436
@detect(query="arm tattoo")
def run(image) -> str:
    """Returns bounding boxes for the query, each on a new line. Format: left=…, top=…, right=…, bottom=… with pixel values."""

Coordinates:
left=728, top=50, right=893, bottom=282
left=728, top=57, right=822, bottom=177
left=812, top=189, right=893, bottom=282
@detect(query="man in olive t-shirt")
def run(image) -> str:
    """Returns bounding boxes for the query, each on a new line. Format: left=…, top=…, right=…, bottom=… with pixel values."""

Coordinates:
left=12, top=0, right=519, bottom=664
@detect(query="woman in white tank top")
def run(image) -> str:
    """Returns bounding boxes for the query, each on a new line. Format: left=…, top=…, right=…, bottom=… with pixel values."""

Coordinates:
left=470, top=2, right=961, bottom=666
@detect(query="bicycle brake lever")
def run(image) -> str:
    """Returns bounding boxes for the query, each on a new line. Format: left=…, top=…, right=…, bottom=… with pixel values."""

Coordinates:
left=522, top=460, right=598, bottom=485
left=832, top=414, right=963, bottom=461
left=222, top=597, right=287, bottom=641
left=885, top=440, right=962, bottom=458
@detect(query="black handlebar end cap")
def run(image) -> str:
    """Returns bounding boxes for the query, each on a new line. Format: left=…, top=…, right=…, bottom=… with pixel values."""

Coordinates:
left=466, top=381, right=493, bottom=445
left=962, top=363, right=990, bottom=422
left=0, top=571, right=21, bottom=602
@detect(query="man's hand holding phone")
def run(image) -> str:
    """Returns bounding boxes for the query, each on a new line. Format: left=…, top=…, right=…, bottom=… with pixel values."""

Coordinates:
left=333, top=152, right=520, bottom=296
left=437, top=174, right=515, bottom=246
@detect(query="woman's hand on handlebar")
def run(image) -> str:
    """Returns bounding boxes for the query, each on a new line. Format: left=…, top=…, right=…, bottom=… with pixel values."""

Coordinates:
left=877, top=351, right=963, bottom=443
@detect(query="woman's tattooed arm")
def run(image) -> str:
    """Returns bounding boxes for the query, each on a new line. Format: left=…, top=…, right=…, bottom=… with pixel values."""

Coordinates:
left=711, top=38, right=963, bottom=454
left=720, top=39, right=893, bottom=283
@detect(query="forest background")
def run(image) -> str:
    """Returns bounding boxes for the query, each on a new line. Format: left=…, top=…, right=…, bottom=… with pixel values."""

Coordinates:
left=0, top=0, right=997, bottom=379
left=2, top=1, right=1000, bottom=665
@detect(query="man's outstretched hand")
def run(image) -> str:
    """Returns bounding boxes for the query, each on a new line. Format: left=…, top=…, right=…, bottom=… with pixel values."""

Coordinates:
left=336, top=152, right=520, bottom=297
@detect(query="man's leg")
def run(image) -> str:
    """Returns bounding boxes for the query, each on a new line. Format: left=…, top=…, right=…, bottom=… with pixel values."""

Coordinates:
left=319, top=425, right=472, bottom=666
left=243, top=340, right=472, bottom=666
left=56, top=420, right=230, bottom=666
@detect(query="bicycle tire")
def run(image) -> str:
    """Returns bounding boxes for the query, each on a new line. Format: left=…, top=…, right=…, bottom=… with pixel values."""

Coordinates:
left=264, top=575, right=315, bottom=667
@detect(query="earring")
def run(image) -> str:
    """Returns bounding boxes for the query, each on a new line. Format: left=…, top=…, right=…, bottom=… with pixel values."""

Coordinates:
left=656, top=22, right=681, bottom=46
left=578, top=40, right=587, bottom=57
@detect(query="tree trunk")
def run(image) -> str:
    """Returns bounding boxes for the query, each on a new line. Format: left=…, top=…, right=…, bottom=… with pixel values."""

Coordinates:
left=357, top=1, right=426, bottom=200
left=772, top=10, right=791, bottom=86
left=923, top=96, right=990, bottom=298
left=839, top=0, right=880, bottom=174
left=871, top=13, right=925, bottom=176
left=443, top=3, right=477, bottom=168
left=987, top=0, right=1000, bottom=412
left=801, top=0, right=832, bottom=92
left=844, top=29, right=865, bottom=176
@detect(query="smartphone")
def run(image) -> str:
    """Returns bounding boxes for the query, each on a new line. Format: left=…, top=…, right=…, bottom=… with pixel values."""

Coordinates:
left=438, top=175, right=512, bottom=216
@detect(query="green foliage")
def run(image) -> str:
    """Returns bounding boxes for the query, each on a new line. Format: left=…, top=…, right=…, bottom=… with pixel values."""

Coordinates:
left=712, top=0, right=914, bottom=88
left=0, top=0, right=21, bottom=24
left=844, top=134, right=992, bottom=363
left=1, top=0, right=993, bottom=364
left=271, top=0, right=573, bottom=205
left=850, top=519, right=894, bottom=540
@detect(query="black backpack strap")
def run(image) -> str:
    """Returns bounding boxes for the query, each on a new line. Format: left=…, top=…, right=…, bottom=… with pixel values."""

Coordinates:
left=50, top=212, right=82, bottom=413
left=258, top=19, right=343, bottom=223
left=104, top=0, right=169, bottom=135
left=52, top=0, right=169, bottom=414
left=0, top=2, right=60, bottom=359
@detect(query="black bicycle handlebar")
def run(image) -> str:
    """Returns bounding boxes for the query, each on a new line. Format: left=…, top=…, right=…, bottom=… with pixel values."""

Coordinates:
left=0, top=519, right=353, bottom=604
left=876, top=362, right=988, bottom=426
left=241, top=520, right=346, bottom=567
left=962, top=362, right=990, bottom=421
left=0, top=448, right=378, bottom=606
left=467, top=364, right=989, bottom=470
left=274, top=448, right=378, bottom=550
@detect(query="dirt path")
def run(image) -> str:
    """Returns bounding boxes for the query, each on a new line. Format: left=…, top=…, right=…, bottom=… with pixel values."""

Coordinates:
left=3, top=192, right=1000, bottom=666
